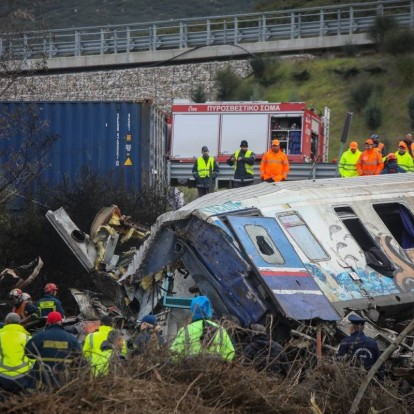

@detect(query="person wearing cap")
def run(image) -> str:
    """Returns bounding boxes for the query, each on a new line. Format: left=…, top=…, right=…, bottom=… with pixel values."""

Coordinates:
left=132, top=314, right=165, bottom=356
left=170, top=296, right=235, bottom=361
left=381, top=153, right=407, bottom=174
left=192, top=146, right=220, bottom=197
left=243, top=324, right=288, bottom=377
left=25, top=311, right=81, bottom=388
left=356, top=139, right=384, bottom=176
left=370, top=134, right=385, bottom=157
left=336, top=314, right=381, bottom=371
left=90, top=329, right=126, bottom=377
left=260, top=139, right=290, bottom=182
left=226, top=140, right=256, bottom=188
left=394, top=141, right=414, bottom=172
left=36, top=282, right=65, bottom=318
left=0, top=313, right=34, bottom=392
left=83, top=315, right=126, bottom=362
left=338, top=141, right=361, bottom=178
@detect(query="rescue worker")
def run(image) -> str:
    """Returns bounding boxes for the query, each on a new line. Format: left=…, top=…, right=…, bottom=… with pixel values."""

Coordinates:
left=395, top=141, right=414, bottom=172
left=243, top=324, right=288, bottom=377
left=356, top=139, right=384, bottom=176
left=83, top=315, right=126, bottom=362
left=381, top=153, right=407, bottom=174
left=90, top=329, right=126, bottom=377
left=132, top=314, right=165, bottom=356
left=336, top=314, right=382, bottom=372
left=260, top=139, right=290, bottom=182
left=0, top=313, right=33, bottom=392
left=371, top=134, right=385, bottom=157
left=192, top=146, right=219, bottom=198
left=25, top=311, right=81, bottom=388
left=227, top=140, right=256, bottom=187
left=9, top=288, right=38, bottom=324
left=402, top=133, right=414, bottom=158
left=170, top=296, right=235, bottom=361
left=36, top=283, right=65, bottom=318
left=338, top=141, right=361, bottom=177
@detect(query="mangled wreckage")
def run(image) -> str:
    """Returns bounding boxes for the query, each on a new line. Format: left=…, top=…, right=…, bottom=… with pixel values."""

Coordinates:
left=46, top=174, right=414, bottom=367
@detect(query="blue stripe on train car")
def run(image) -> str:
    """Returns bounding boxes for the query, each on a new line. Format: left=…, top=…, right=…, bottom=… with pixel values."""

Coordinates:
left=227, top=216, right=340, bottom=322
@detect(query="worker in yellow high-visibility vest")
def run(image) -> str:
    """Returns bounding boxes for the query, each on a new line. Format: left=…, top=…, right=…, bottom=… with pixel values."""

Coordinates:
left=192, top=146, right=219, bottom=197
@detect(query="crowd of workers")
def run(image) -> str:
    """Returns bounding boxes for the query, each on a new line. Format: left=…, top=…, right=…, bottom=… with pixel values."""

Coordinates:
left=192, top=139, right=289, bottom=196
left=338, top=133, right=414, bottom=177
left=191, top=133, right=414, bottom=197
left=0, top=282, right=389, bottom=395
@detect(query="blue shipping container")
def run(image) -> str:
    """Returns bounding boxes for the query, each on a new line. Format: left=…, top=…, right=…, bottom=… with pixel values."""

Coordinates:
left=0, top=101, right=167, bottom=192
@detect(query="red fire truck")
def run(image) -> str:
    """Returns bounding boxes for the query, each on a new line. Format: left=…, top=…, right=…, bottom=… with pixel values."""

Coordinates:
left=169, top=100, right=330, bottom=163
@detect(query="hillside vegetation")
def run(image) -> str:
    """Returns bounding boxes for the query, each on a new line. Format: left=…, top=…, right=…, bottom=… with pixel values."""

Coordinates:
left=220, top=51, right=414, bottom=160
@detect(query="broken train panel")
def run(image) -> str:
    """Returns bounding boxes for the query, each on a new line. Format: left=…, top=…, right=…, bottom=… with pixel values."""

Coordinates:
left=128, top=174, right=414, bottom=337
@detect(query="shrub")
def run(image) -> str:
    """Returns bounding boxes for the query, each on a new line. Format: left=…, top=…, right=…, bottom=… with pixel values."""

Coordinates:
left=367, top=15, right=398, bottom=50
left=215, top=66, right=242, bottom=100
left=362, top=66, right=386, bottom=75
left=291, top=69, right=310, bottom=82
left=383, top=29, right=414, bottom=56
left=333, top=67, right=359, bottom=79
left=347, top=80, right=375, bottom=112
left=364, top=98, right=382, bottom=130
left=395, top=55, right=414, bottom=86
left=191, top=84, right=207, bottom=103
left=233, top=81, right=264, bottom=101
left=250, top=57, right=266, bottom=78
left=250, top=55, right=280, bottom=86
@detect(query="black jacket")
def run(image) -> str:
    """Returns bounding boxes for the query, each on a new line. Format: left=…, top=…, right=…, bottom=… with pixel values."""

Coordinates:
left=227, top=150, right=255, bottom=181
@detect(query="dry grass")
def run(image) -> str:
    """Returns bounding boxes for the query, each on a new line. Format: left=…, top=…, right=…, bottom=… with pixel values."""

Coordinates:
left=0, top=349, right=412, bottom=414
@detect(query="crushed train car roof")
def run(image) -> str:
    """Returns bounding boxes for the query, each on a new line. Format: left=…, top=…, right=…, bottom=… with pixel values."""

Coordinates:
left=125, top=175, right=414, bottom=327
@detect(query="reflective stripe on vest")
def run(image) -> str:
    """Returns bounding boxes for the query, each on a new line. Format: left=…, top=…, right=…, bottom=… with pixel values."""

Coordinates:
left=38, top=300, right=56, bottom=313
left=266, top=159, right=284, bottom=165
left=43, top=340, right=69, bottom=350
left=0, top=333, right=31, bottom=377
left=234, top=150, right=254, bottom=175
left=197, top=157, right=215, bottom=178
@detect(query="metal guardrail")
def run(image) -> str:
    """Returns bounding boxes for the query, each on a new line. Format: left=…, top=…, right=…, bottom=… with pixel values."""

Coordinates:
left=169, top=162, right=338, bottom=184
left=1, top=1, right=413, bottom=60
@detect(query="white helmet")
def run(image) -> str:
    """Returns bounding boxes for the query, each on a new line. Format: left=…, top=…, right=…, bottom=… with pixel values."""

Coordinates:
left=21, top=292, right=32, bottom=302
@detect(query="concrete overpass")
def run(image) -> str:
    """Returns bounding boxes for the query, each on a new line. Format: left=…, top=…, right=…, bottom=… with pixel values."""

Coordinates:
left=3, top=1, right=413, bottom=72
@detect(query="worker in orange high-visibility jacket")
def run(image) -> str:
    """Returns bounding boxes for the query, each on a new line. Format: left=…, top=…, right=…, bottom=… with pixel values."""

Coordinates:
left=260, top=139, right=290, bottom=182
left=356, top=139, right=384, bottom=176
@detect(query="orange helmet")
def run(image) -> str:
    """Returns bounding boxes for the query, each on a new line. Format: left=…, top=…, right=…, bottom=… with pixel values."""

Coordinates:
left=44, top=283, right=58, bottom=294
left=386, top=153, right=397, bottom=161
left=9, top=288, right=22, bottom=300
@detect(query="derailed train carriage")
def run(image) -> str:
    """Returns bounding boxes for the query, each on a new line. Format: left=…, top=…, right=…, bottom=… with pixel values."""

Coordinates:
left=47, top=174, right=414, bottom=361
left=123, top=174, right=414, bottom=352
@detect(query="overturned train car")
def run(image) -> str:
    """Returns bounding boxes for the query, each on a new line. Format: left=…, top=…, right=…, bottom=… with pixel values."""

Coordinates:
left=125, top=174, right=414, bottom=341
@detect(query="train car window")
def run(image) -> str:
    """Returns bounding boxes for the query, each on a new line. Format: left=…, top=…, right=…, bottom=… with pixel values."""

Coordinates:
left=245, top=224, right=285, bottom=265
left=373, top=203, right=414, bottom=249
left=334, top=206, right=395, bottom=276
left=277, top=212, right=329, bottom=260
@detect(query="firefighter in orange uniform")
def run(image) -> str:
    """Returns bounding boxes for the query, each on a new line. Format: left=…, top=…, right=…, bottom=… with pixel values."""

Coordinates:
left=356, top=139, right=384, bottom=176
left=260, top=139, right=290, bottom=182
